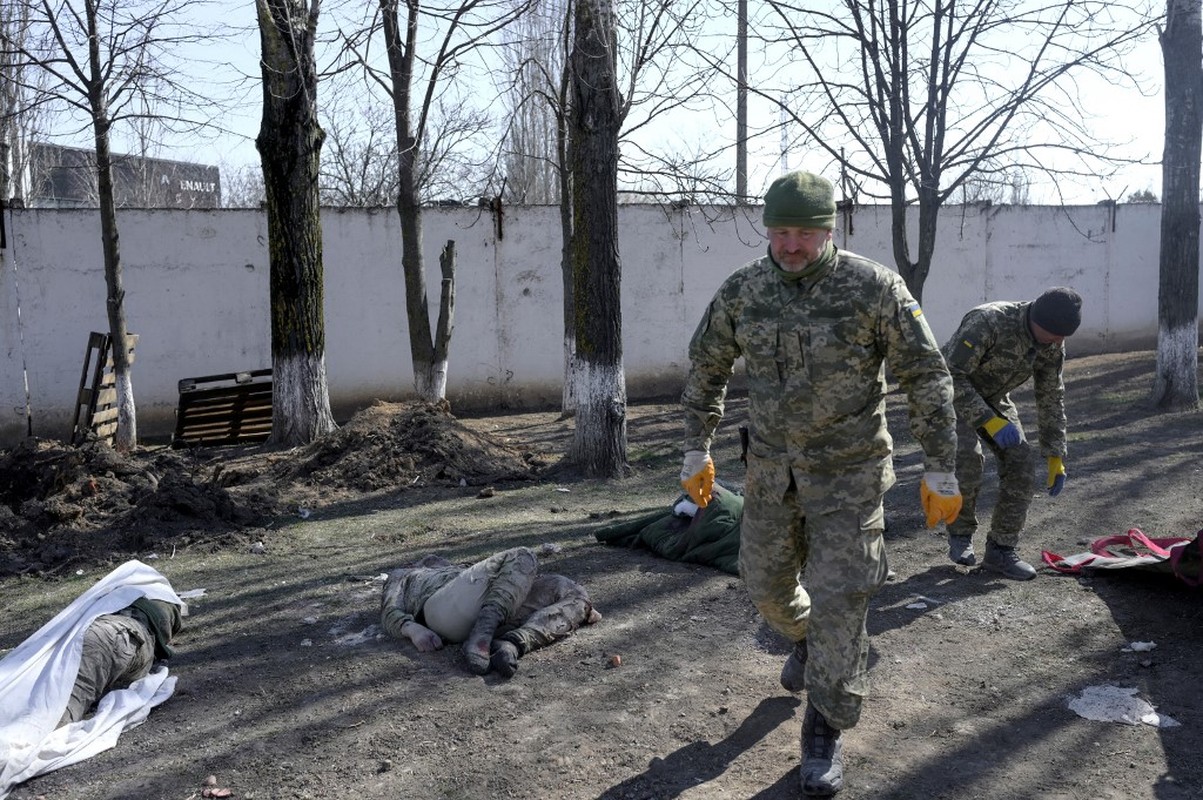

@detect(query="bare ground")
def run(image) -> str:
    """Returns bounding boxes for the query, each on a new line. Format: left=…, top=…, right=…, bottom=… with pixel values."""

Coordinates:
left=1, top=350, right=1201, bottom=800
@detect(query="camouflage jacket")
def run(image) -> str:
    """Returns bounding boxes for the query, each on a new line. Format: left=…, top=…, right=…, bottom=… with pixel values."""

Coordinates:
left=941, top=300, right=1068, bottom=458
left=379, top=563, right=462, bottom=640
left=681, top=249, right=957, bottom=495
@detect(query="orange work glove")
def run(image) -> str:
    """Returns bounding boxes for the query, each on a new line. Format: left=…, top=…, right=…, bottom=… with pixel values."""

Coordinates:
left=680, top=450, right=715, bottom=508
left=920, top=471, right=962, bottom=528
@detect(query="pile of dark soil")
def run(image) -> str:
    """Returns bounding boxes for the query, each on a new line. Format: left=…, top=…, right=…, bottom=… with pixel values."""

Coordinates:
left=0, top=401, right=545, bottom=577
left=272, top=400, right=546, bottom=491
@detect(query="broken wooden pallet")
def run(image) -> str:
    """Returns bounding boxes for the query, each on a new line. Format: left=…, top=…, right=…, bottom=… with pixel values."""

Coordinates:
left=171, top=368, right=272, bottom=448
left=70, top=331, right=138, bottom=447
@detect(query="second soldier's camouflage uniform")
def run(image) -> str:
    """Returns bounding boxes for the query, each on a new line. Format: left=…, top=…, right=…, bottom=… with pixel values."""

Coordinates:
left=380, top=546, right=595, bottom=658
left=682, top=245, right=956, bottom=731
left=942, top=300, right=1068, bottom=547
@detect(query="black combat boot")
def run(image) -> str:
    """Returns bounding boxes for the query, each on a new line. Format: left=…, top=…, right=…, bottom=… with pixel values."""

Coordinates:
left=489, top=639, right=521, bottom=678
left=800, top=702, right=843, bottom=796
left=982, top=540, right=1036, bottom=581
left=779, top=639, right=808, bottom=692
left=948, top=534, right=976, bottom=566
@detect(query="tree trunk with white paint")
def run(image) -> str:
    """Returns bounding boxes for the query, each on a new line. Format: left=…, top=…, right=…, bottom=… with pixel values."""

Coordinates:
left=257, top=0, right=337, bottom=446
left=380, top=0, right=457, bottom=404
left=566, top=0, right=627, bottom=477
left=94, top=124, right=138, bottom=451
left=1153, top=0, right=1201, bottom=411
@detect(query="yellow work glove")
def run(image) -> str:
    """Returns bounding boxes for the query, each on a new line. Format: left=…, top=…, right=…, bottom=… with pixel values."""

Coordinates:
left=1047, top=456, right=1066, bottom=497
left=680, top=450, right=715, bottom=508
left=920, top=471, right=963, bottom=528
left=981, top=416, right=1021, bottom=448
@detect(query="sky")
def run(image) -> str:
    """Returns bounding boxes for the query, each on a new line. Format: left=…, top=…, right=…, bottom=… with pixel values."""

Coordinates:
left=126, top=1, right=1169, bottom=206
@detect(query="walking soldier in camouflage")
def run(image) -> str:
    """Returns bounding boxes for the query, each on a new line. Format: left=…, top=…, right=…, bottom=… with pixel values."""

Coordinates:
left=380, top=547, right=601, bottom=677
left=941, top=287, right=1082, bottom=581
left=679, top=171, right=960, bottom=796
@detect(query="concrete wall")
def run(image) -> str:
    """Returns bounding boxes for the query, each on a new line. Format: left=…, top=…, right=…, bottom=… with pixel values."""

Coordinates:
left=0, top=202, right=1192, bottom=446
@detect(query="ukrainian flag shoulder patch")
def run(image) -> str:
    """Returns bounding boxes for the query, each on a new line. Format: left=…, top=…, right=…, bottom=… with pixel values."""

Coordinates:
left=905, top=302, right=923, bottom=319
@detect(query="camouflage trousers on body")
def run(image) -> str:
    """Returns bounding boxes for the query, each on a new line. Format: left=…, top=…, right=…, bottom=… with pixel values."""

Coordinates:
left=59, top=613, right=155, bottom=727
left=498, top=573, right=595, bottom=656
left=739, top=452, right=889, bottom=731
left=947, top=411, right=1036, bottom=547
left=423, top=547, right=593, bottom=655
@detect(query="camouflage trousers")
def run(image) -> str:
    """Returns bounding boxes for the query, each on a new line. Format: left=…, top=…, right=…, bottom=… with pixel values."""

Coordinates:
left=59, top=613, right=155, bottom=727
left=423, top=547, right=594, bottom=655
left=498, top=573, right=595, bottom=656
left=947, top=411, right=1036, bottom=547
left=739, top=452, right=889, bottom=731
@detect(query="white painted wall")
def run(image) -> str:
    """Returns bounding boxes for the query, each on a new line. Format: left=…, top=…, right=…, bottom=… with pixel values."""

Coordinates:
left=0, top=202, right=1192, bottom=445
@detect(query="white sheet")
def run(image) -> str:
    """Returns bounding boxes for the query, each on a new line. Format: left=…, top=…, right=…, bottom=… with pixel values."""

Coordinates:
left=0, top=560, right=186, bottom=798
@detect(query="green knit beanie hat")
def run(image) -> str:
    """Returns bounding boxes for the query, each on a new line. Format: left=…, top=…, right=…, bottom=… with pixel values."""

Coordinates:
left=762, top=171, right=836, bottom=229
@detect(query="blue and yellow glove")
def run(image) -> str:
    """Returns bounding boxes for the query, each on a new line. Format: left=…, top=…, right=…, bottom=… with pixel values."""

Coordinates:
left=981, top=416, right=1021, bottom=448
left=920, top=471, right=963, bottom=528
left=680, top=450, right=715, bottom=508
left=1047, top=456, right=1066, bottom=497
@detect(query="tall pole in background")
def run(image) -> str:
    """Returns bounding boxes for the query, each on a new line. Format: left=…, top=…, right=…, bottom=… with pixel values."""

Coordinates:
left=735, top=0, right=747, bottom=203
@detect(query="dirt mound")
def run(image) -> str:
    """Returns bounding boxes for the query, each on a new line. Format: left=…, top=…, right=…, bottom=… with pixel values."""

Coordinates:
left=0, top=438, right=267, bottom=577
left=0, top=401, right=547, bottom=577
left=274, top=400, right=546, bottom=491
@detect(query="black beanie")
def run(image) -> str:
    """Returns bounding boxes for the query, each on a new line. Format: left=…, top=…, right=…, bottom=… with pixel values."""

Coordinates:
left=762, top=171, right=836, bottom=229
left=1030, top=287, right=1082, bottom=336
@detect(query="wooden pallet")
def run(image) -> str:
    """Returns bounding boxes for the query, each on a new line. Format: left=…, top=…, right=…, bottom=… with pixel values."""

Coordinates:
left=171, top=369, right=273, bottom=448
left=70, top=331, right=138, bottom=446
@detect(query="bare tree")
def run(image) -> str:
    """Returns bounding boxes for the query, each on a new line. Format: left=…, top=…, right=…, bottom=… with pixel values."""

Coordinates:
left=257, top=0, right=338, bottom=445
left=498, top=0, right=567, bottom=205
left=955, top=162, right=1032, bottom=206
left=410, top=98, right=495, bottom=202
left=0, top=1, right=38, bottom=203
left=320, top=100, right=399, bottom=206
left=221, top=160, right=267, bottom=207
left=1152, top=0, right=1200, bottom=410
left=333, top=0, right=528, bottom=402
left=2, top=0, right=215, bottom=450
left=499, top=0, right=723, bottom=202
left=566, top=0, right=626, bottom=477
left=610, top=0, right=730, bottom=201
left=745, top=0, right=1159, bottom=302
left=497, top=0, right=721, bottom=416
left=120, top=99, right=168, bottom=207
left=318, top=90, right=492, bottom=206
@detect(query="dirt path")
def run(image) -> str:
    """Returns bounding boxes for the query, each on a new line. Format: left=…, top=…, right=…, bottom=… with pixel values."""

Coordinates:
left=1, top=350, right=1201, bottom=800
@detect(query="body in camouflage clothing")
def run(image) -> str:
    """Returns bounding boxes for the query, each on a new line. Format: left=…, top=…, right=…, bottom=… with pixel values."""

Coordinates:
left=681, top=224, right=956, bottom=734
left=60, top=598, right=184, bottom=727
left=941, top=290, right=1080, bottom=570
left=380, top=546, right=600, bottom=677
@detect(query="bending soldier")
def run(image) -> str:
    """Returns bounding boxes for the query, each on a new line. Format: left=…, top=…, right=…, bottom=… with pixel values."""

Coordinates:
left=941, top=286, right=1082, bottom=580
